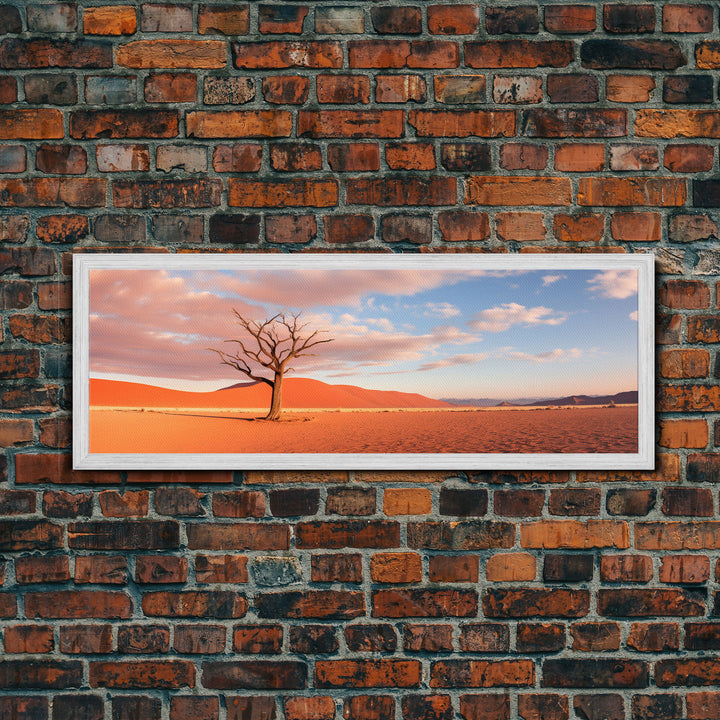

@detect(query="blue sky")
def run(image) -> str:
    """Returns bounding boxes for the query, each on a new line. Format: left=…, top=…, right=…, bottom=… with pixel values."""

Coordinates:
left=89, top=266, right=638, bottom=400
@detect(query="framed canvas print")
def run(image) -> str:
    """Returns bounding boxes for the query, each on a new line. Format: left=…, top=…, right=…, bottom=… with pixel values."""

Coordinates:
left=74, top=252, right=654, bottom=470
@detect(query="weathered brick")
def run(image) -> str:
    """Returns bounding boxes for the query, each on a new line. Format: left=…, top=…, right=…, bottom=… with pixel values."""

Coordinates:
left=117, top=40, right=225, bottom=69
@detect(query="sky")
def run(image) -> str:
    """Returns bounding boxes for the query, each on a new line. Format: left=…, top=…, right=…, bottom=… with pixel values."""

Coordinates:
left=88, top=266, right=639, bottom=400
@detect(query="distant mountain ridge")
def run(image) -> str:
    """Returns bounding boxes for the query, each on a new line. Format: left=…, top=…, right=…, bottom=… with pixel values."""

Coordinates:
left=442, top=391, right=638, bottom=407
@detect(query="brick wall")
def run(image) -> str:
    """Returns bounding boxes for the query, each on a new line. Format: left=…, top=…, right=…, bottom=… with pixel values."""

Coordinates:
left=1, top=1, right=720, bottom=718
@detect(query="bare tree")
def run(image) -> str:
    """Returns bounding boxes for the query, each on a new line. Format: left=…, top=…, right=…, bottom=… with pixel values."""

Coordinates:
left=209, top=310, right=333, bottom=420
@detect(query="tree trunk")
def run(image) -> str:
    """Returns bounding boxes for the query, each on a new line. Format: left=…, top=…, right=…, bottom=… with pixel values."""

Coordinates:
left=265, top=371, right=283, bottom=420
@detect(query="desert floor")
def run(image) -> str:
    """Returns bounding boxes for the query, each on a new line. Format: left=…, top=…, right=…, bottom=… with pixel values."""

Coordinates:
left=89, top=405, right=638, bottom=455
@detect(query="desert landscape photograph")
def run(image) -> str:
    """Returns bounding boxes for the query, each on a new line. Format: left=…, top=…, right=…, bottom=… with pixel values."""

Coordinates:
left=79, top=255, right=646, bottom=463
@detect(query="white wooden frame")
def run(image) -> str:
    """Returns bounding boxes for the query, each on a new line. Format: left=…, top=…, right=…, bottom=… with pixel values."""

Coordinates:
left=74, top=253, right=654, bottom=470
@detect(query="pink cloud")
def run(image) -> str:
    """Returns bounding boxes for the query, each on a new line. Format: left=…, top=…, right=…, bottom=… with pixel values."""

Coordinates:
left=587, top=269, right=637, bottom=299
left=468, top=303, right=567, bottom=332
left=505, top=348, right=583, bottom=363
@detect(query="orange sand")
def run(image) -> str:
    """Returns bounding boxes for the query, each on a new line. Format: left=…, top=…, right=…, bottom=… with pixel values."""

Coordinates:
left=89, top=406, right=638, bottom=455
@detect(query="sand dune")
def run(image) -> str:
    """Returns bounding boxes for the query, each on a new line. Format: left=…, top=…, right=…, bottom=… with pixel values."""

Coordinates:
left=89, top=377, right=454, bottom=410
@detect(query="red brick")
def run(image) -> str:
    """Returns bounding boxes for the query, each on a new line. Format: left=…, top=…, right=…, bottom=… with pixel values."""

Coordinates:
left=349, top=40, right=458, bottom=69
left=0, top=178, right=105, bottom=207
left=187, top=522, right=289, bottom=550
left=409, top=110, right=515, bottom=137
left=459, top=695, right=510, bottom=720
left=555, top=143, right=605, bottom=172
left=499, top=143, right=547, bottom=171
left=0, top=38, right=112, bottom=69
left=75, top=555, right=127, bottom=585
left=142, top=591, right=246, bottom=618
left=195, top=554, right=248, bottom=584
left=299, top=110, right=404, bottom=138
left=611, top=211, right=662, bottom=242
left=635, top=109, right=720, bottom=138
left=370, top=552, right=422, bottom=583
left=117, top=39, right=225, bottom=69
left=84, top=6, right=137, bottom=35
left=316, top=659, right=421, bottom=688
left=627, top=623, right=679, bottom=652
left=0, top=660, right=82, bottom=689
left=484, top=588, right=590, bottom=618
left=524, top=108, right=626, bottom=137
left=59, top=625, right=113, bottom=654
left=325, top=214, right=374, bottom=244
left=99, top=489, right=149, bottom=517
left=233, top=625, right=283, bottom=653
left=607, top=74, right=656, bottom=102
left=25, top=591, right=132, bottom=619
left=376, top=74, right=426, bottom=102
left=428, top=5, right=480, bottom=34
left=348, top=177, right=456, bottom=206
left=71, top=110, right=178, bottom=139
left=170, top=697, right=218, bottom=720
left=4, top=625, right=54, bottom=653
left=578, top=177, right=687, bottom=206
left=136, top=555, right=188, bottom=584
left=429, top=555, right=479, bottom=583
left=373, top=589, right=478, bottom=617
left=486, top=6, right=538, bottom=34
left=198, top=5, right=250, bottom=35
left=344, top=696, right=394, bottom=720
left=600, top=554, right=653, bottom=583
left=486, top=553, right=536, bottom=582
left=113, top=179, right=221, bottom=208
left=664, top=144, right=714, bottom=172
left=465, top=40, right=573, bottom=68
left=688, top=692, right=720, bottom=720
left=609, top=144, right=659, bottom=171
left=15, top=555, right=69, bottom=583
left=90, top=660, right=194, bottom=689
left=311, top=553, right=362, bottom=583
left=663, top=4, right=713, bottom=32
left=496, top=212, right=546, bottom=242
left=386, top=142, right=435, bottom=170
left=431, top=659, right=535, bottom=688
left=0, top=421, right=34, bottom=447
left=226, top=698, right=277, bottom=720
left=493, top=76, right=542, bottom=104
left=144, top=73, right=197, bottom=103
left=174, top=624, right=226, bottom=654
left=228, top=179, right=337, bottom=208
left=262, top=76, right=309, bottom=104
left=0, top=145, right=24, bottom=172
left=660, top=555, right=710, bottom=584
left=234, top=41, right=342, bottom=69
left=328, top=143, right=379, bottom=172
left=553, top=213, right=604, bottom=243
left=518, top=694, right=568, bottom=720
left=659, top=349, right=710, bottom=379
left=660, top=279, right=711, bottom=309
left=545, top=5, right=596, bottom=33
left=203, top=660, right=308, bottom=689
left=438, top=211, right=490, bottom=242
left=466, top=177, right=572, bottom=206
left=285, top=697, right=335, bottom=720
left=317, top=75, right=369, bottom=104
left=212, top=490, right=265, bottom=518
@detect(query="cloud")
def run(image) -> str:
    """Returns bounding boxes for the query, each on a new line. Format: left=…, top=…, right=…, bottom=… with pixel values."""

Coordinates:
left=629, top=310, right=638, bottom=322
left=424, top=302, right=461, bottom=318
left=417, top=353, right=489, bottom=372
left=505, top=348, right=583, bottom=363
left=468, top=303, right=567, bottom=332
left=541, top=274, right=565, bottom=286
left=587, top=269, right=637, bottom=299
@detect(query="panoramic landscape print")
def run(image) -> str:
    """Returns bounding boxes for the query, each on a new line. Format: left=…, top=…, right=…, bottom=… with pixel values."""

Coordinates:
left=80, top=255, right=647, bottom=465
